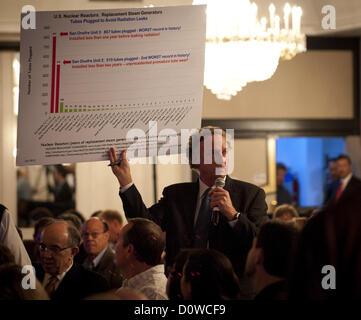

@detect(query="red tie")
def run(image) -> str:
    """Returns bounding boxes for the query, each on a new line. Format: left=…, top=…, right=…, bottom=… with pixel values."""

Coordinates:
left=335, top=181, right=343, bottom=201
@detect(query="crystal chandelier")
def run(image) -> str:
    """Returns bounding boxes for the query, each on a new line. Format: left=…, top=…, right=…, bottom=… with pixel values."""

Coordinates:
left=193, top=0, right=306, bottom=100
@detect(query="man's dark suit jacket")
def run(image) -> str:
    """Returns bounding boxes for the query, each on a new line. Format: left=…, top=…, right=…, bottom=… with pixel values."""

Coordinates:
left=119, top=176, right=268, bottom=277
left=327, top=176, right=361, bottom=205
left=324, top=180, right=339, bottom=206
left=34, top=263, right=109, bottom=300
left=277, top=185, right=293, bottom=205
left=339, top=176, right=361, bottom=200
left=83, top=246, right=123, bottom=289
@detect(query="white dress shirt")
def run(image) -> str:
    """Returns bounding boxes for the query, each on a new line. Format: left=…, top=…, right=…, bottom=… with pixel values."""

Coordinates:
left=340, top=173, right=352, bottom=191
left=117, top=264, right=168, bottom=300
left=83, top=246, right=108, bottom=270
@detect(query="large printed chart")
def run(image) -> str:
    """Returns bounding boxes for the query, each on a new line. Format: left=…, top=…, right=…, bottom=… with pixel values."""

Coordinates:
left=17, top=5, right=206, bottom=165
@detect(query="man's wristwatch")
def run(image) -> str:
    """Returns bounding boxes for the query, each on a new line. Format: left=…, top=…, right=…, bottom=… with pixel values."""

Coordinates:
left=233, top=212, right=241, bottom=220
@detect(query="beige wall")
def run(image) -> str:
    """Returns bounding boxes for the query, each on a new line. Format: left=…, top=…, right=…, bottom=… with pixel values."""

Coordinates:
left=203, top=50, right=354, bottom=119
left=232, top=139, right=268, bottom=185
left=76, top=161, right=155, bottom=220
left=0, top=52, right=17, bottom=221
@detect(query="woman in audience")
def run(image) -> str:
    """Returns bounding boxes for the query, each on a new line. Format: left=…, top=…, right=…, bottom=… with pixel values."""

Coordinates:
left=180, top=249, right=241, bottom=300
left=0, top=243, right=48, bottom=300
left=273, top=204, right=299, bottom=221
left=0, top=263, right=26, bottom=300
left=167, top=249, right=194, bottom=300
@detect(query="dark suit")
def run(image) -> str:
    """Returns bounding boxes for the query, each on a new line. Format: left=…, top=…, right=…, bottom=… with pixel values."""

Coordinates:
left=83, top=246, right=123, bottom=289
left=34, top=263, right=109, bottom=300
left=277, top=185, right=293, bottom=205
left=119, top=176, right=268, bottom=277
left=339, top=176, right=361, bottom=201
left=324, top=180, right=339, bottom=205
left=327, top=175, right=361, bottom=205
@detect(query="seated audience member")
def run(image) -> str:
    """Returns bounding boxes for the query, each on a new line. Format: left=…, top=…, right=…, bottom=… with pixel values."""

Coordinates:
left=244, top=220, right=299, bottom=300
left=0, top=204, right=31, bottom=267
left=24, top=217, right=54, bottom=264
left=0, top=243, right=25, bottom=300
left=180, top=249, right=241, bottom=300
left=58, top=212, right=88, bottom=265
left=35, top=220, right=109, bottom=299
left=167, top=249, right=194, bottom=300
left=0, top=264, right=49, bottom=300
left=82, top=218, right=123, bottom=288
left=273, top=204, right=299, bottom=222
left=289, top=194, right=361, bottom=299
left=0, top=244, right=49, bottom=300
left=115, top=218, right=168, bottom=300
left=0, top=263, right=26, bottom=300
left=99, top=209, right=124, bottom=250
left=276, top=163, right=293, bottom=205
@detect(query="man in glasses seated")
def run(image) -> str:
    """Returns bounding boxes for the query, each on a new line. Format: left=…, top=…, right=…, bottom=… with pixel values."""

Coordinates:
left=81, top=217, right=123, bottom=288
left=35, top=220, right=109, bottom=299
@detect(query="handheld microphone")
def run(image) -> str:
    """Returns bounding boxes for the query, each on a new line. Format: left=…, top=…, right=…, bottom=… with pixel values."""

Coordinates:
left=211, top=177, right=225, bottom=226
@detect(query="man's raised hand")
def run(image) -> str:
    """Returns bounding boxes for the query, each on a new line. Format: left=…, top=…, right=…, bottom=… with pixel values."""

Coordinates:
left=108, top=147, right=132, bottom=187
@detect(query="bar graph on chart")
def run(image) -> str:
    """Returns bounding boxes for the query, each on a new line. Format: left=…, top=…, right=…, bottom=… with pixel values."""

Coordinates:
left=46, top=29, right=199, bottom=114
left=17, top=6, right=206, bottom=165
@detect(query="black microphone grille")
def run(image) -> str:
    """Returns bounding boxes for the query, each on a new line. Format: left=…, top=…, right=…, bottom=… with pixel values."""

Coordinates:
left=215, top=177, right=225, bottom=188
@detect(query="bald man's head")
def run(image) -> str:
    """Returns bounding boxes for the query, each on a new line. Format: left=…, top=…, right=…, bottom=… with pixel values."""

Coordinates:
left=39, top=221, right=80, bottom=275
left=82, top=218, right=110, bottom=258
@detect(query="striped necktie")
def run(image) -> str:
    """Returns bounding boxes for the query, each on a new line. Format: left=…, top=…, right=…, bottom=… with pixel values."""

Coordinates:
left=45, top=275, right=58, bottom=297
left=193, top=188, right=211, bottom=248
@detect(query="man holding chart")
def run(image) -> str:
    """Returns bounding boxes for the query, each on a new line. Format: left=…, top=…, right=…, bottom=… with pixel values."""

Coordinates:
left=109, top=127, right=268, bottom=298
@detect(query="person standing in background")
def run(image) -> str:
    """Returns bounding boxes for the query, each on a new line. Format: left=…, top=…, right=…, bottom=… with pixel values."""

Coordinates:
left=276, top=163, right=293, bottom=205
left=323, top=158, right=340, bottom=205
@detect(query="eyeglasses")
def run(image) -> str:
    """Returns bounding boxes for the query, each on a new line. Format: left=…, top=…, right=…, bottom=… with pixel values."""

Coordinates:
left=82, top=232, right=105, bottom=239
left=39, top=243, right=71, bottom=254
